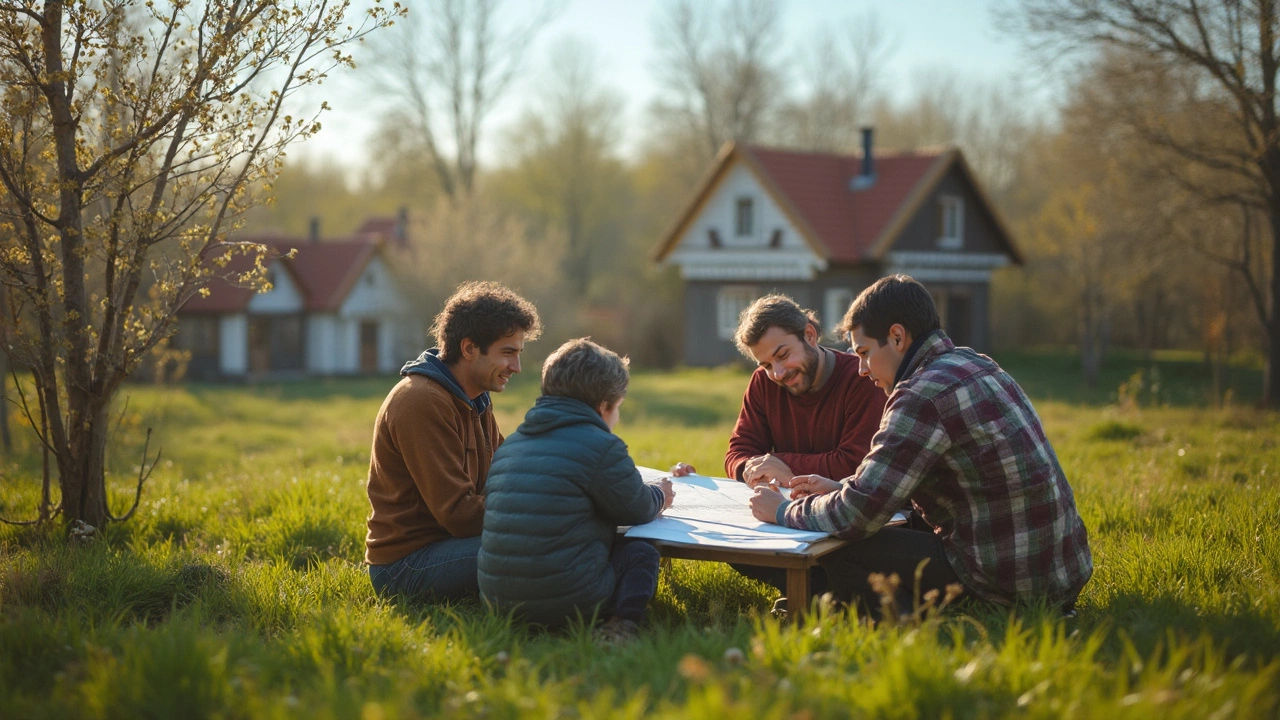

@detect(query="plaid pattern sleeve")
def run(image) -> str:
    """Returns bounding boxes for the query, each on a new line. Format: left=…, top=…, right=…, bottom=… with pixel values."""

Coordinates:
left=783, top=331, right=1093, bottom=607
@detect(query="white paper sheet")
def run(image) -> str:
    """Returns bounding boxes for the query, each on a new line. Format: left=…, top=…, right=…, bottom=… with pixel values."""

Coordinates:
left=631, top=466, right=908, bottom=550
left=623, top=516, right=823, bottom=551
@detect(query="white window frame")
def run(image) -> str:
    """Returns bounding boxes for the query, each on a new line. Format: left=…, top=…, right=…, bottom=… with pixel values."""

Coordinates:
left=824, top=288, right=855, bottom=342
left=717, top=285, right=759, bottom=341
left=938, top=195, right=964, bottom=249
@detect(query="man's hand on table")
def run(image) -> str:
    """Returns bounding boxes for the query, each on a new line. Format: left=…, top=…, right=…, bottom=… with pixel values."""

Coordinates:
left=749, top=486, right=786, bottom=523
left=669, top=462, right=697, bottom=477
left=788, top=474, right=842, bottom=500
left=742, top=454, right=795, bottom=489
left=657, top=478, right=675, bottom=511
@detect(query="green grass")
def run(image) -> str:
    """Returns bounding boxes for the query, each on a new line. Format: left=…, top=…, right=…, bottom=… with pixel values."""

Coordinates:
left=0, top=355, right=1277, bottom=718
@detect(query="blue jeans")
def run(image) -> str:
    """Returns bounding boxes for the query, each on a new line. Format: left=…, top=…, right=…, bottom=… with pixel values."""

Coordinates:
left=368, top=536, right=481, bottom=601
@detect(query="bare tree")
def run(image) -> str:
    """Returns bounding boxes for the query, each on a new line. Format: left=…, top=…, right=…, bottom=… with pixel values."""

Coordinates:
left=497, top=39, right=627, bottom=298
left=871, top=67, right=1033, bottom=202
left=773, top=12, right=894, bottom=152
left=0, top=0, right=394, bottom=529
left=652, top=0, right=784, bottom=156
left=1006, top=0, right=1280, bottom=406
left=368, top=0, right=555, bottom=201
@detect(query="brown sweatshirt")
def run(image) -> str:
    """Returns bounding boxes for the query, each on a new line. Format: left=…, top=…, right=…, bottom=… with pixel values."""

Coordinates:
left=364, top=374, right=502, bottom=565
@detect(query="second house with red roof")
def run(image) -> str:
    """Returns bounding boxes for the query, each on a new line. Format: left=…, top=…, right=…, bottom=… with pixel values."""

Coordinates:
left=174, top=216, right=416, bottom=381
left=652, top=129, right=1023, bottom=367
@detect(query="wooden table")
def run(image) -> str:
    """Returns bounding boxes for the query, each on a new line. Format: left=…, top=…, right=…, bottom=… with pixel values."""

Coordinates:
left=648, top=536, right=849, bottom=618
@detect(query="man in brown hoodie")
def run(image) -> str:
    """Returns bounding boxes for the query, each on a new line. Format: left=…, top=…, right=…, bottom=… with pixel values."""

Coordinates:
left=365, top=281, right=541, bottom=600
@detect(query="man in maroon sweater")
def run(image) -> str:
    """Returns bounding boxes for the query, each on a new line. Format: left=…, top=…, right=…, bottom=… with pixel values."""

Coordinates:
left=727, top=294, right=885, bottom=487
left=725, top=294, right=885, bottom=604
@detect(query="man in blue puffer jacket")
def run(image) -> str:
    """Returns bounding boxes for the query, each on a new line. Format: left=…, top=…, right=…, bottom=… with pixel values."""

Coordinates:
left=479, top=338, right=676, bottom=640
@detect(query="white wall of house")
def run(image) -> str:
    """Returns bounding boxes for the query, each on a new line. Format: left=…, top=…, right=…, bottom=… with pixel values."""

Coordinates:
left=247, top=261, right=305, bottom=313
left=297, top=256, right=415, bottom=375
left=339, top=256, right=411, bottom=373
left=668, top=162, right=826, bottom=281
left=219, top=313, right=247, bottom=376
left=305, top=314, right=339, bottom=374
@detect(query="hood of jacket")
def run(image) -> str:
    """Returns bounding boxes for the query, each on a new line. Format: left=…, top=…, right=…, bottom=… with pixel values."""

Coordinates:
left=400, top=348, right=492, bottom=415
left=517, top=395, right=608, bottom=436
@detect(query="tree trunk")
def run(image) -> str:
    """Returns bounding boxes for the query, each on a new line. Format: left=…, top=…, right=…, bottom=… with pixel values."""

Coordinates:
left=1268, top=216, right=1279, bottom=408
left=0, top=352, right=10, bottom=454
left=56, top=399, right=110, bottom=528
left=1267, top=185, right=1280, bottom=408
left=1080, top=282, right=1104, bottom=389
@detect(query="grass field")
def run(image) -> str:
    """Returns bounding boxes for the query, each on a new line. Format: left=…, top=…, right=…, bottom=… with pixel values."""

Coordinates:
left=0, top=351, right=1277, bottom=718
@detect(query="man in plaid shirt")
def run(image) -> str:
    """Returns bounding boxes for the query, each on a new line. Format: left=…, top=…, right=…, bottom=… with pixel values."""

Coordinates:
left=750, top=275, right=1092, bottom=613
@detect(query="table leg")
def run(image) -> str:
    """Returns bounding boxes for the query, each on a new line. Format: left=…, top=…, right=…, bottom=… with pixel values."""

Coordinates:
left=785, top=567, right=808, bottom=618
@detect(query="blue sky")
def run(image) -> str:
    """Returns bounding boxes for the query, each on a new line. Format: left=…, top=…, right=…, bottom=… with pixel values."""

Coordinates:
left=297, top=0, right=1052, bottom=169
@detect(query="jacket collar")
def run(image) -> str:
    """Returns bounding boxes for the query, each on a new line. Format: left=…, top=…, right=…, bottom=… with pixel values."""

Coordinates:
left=894, top=330, right=954, bottom=389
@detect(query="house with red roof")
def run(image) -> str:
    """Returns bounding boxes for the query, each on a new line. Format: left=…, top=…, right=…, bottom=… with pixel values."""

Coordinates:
left=652, top=130, right=1022, bottom=366
left=174, top=216, right=416, bottom=380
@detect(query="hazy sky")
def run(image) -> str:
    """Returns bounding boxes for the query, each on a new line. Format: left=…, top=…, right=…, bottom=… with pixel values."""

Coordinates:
left=295, top=0, right=1049, bottom=170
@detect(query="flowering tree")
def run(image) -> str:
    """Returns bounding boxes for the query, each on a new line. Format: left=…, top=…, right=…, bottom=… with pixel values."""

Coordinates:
left=0, top=0, right=397, bottom=529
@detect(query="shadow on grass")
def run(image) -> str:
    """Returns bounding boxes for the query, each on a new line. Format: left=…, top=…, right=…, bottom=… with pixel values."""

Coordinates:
left=1084, top=592, right=1280, bottom=666
left=1, top=544, right=229, bottom=627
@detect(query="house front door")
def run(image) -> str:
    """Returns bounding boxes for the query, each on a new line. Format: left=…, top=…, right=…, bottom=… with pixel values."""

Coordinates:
left=360, top=321, right=378, bottom=373
left=248, top=317, right=271, bottom=375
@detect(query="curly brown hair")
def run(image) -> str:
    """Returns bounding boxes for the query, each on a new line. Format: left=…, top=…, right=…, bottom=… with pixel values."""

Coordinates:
left=430, top=281, right=542, bottom=363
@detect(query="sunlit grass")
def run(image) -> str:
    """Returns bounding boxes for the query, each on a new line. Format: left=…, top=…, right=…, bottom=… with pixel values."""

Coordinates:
left=0, top=357, right=1277, bottom=717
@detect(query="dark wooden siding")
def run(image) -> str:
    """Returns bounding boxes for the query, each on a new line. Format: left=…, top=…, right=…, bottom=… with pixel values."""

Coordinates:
left=892, top=168, right=1007, bottom=255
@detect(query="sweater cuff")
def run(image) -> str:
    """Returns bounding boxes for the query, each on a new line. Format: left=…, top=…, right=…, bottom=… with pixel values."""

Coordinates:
left=774, top=499, right=792, bottom=526
left=648, top=484, right=666, bottom=512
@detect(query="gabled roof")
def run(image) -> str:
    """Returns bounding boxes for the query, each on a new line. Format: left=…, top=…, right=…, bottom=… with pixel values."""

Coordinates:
left=653, top=142, right=1021, bottom=265
left=181, top=233, right=382, bottom=315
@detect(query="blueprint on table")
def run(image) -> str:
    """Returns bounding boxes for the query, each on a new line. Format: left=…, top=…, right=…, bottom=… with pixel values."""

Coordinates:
left=626, top=467, right=829, bottom=550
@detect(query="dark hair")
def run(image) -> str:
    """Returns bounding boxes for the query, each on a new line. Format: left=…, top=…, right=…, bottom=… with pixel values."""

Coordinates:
left=733, top=294, right=819, bottom=358
left=541, top=338, right=629, bottom=409
left=838, top=275, right=940, bottom=345
left=430, top=281, right=542, bottom=363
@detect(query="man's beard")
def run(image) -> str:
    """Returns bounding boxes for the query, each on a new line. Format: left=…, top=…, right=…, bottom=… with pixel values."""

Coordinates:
left=782, top=344, right=821, bottom=395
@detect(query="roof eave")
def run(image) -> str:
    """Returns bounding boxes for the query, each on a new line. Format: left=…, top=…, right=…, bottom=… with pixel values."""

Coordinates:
left=735, top=146, right=832, bottom=261
left=651, top=141, right=740, bottom=263
left=865, top=149, right=958, bottom=260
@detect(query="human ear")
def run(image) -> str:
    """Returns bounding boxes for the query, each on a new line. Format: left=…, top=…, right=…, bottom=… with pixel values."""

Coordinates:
left=890, top=324, right=907, bottom=350
left=803, top=323, right=818, bottom=346
left=459, top=338, right=478, bottom=360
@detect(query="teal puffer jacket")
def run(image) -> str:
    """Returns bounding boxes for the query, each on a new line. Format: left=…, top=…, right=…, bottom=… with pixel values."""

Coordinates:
left=478, top=395, right=663, bottom=626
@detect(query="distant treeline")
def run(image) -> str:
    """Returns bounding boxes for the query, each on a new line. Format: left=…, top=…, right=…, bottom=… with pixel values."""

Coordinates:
left=243, top=1, right=1268, bottom=394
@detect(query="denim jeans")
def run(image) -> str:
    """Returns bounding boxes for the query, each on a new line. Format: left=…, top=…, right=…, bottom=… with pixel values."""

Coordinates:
left=605, top=540, right=661, bottom=624
left=368, top=536, right=481, bottom=601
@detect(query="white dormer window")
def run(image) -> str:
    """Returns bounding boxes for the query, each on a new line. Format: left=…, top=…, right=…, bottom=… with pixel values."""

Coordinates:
left=735, top=197, right=755, bottom=238
left=825, top=288, right=855, bottom=340
left=717, top=285, right=758, bottom=340
left=938, top=195, right=964, bottom=249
